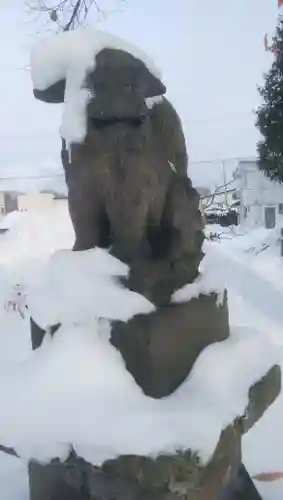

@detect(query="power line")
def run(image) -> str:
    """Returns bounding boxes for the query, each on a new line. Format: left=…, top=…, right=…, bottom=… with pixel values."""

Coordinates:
left=189, top=155, right=255, bottom=166
left=0, top=113, right=253, bottom=140
left=0, top=174, right=64, bottom=180
left=0, top=156, right=256, bottom=182
left=183, top=112, right=255, bottom=125
left=0, top=112, right=256, bottom=144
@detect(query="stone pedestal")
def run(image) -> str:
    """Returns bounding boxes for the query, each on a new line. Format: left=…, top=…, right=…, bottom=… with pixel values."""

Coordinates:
left=111, top=292, right=229, bottom=398
left=26, top=242, right=282, bottom=500
left=27, top=279, right=281, bottom=500
left=27, top=330, right=280, bottom=500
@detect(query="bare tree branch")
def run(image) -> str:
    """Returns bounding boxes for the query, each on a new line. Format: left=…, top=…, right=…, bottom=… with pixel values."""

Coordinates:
left=26, top=0, right=127, bottom=32
left=0, top=444, right=18, bottom=458
left=63, top=0, right=82, bottom=30
left=201, top=179, right=235, bottom=211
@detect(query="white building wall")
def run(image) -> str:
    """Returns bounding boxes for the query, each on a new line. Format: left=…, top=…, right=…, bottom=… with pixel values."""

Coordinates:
left=53, top=198, right=68, bottom=209
left=238, top=160, right=283, bottom=227
left=0, top=193, right=5, bottom=220
left=18, top=193, right=54, bottom=212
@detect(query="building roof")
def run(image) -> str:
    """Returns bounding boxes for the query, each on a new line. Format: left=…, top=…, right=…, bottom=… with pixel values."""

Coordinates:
left=195, top=186, right=211, bottom=197
left=238, top=158, right=257, bottom=164
left=53, top=193, right=68, bottom=200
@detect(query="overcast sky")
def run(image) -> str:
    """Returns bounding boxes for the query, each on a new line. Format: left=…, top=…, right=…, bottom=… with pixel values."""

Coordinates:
left=0, top=0, right=280, bottom=188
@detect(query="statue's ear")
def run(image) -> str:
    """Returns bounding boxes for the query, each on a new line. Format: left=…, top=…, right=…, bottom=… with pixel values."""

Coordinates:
left=139, top=67, right=166, bottom=98
left=94, top=48, right=166, bottom=99
left=33, top=79, right=66, bottom=103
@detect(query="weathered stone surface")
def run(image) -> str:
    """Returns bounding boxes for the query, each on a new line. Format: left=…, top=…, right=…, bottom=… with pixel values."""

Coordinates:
left=57, top=50, right=199, bottom=269
left=217, top=465, right=263, bottom=500
left=239, top=364, right=281, bottom=434
left=64, top=121, right=200, bottom=269
left=27, top=450, right=215, bottom=500
left=26, top=431, right=250, bottom=500
left=85, top=49, right=166, bottom=118
left=29, top=454, right=90, bottom=500
left=27, top=355, right=280, bottom=500
left=125, top=175, right=204, bottom=306
left=28, top=457, right=263, bottom=500
left=200, top=424, right=242, bottom=500
left=111, top=291, right=229, bottom=398
left=27, top=361, right=280, bottom=500
left=125, top=252, right=203, bottom=307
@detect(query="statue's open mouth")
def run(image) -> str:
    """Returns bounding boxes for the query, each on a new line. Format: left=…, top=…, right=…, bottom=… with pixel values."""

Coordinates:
left=89, top=116, right=146, bottom=129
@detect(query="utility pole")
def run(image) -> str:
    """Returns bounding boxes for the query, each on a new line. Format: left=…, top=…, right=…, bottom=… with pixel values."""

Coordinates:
left=222, top=160, right=228, bottom=207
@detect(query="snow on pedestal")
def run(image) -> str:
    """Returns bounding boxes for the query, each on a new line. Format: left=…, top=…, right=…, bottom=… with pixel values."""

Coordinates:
left=0, top=248, right=279, bottom=471
left=27, top=248, right=155, bottom=328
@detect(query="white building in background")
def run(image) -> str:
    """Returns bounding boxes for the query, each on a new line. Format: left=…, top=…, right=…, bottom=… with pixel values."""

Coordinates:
left=0, top=191, right=68, bottom=217
left=17, top=192, right=54, bottom=212
left=236, top=159, right=283, bottom=228
left=0, top=192, right=18, bottom=220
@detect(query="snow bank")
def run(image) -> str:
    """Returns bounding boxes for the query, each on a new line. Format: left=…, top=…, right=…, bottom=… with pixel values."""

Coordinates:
left=0, top=323, right=278, bottom=467
left=217, top=226, right=281, bottom=255
left=27, top=248, right=155, bottom=327
left=210, top=224, right=283, bottom=297
left=31, top=27, right=162, bottom=146
left=0, top=205, right=73, bottom=275
left=0, top=211, right=26, bottom=232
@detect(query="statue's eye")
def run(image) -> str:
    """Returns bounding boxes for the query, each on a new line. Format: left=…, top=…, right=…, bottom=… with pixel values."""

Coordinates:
left=94, top=82, right=107, bottom=92
left=124, top=83, right=134, bottom=91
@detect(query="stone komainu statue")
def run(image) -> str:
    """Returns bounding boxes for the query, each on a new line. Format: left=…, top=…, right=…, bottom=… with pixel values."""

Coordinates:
left=29, top=40, right=280, bottom=500
left=34, top=48, right=204, bottom=304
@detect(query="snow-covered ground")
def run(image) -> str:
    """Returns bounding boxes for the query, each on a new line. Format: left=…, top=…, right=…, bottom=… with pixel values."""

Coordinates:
left=0, top=213, right=282, bottom=499
left=206, top=224, right=283, bottom=499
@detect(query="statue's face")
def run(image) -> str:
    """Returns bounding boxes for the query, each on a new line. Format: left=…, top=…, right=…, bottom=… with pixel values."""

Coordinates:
left=86, top=70, right=146, bottom=119
left=84, top=49, right=166, bottom=120
left=33, top=48, right=166, bottom=120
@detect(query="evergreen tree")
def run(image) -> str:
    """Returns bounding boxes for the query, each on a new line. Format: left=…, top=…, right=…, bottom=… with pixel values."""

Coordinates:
left=256, top=21, right=283, bottom=182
